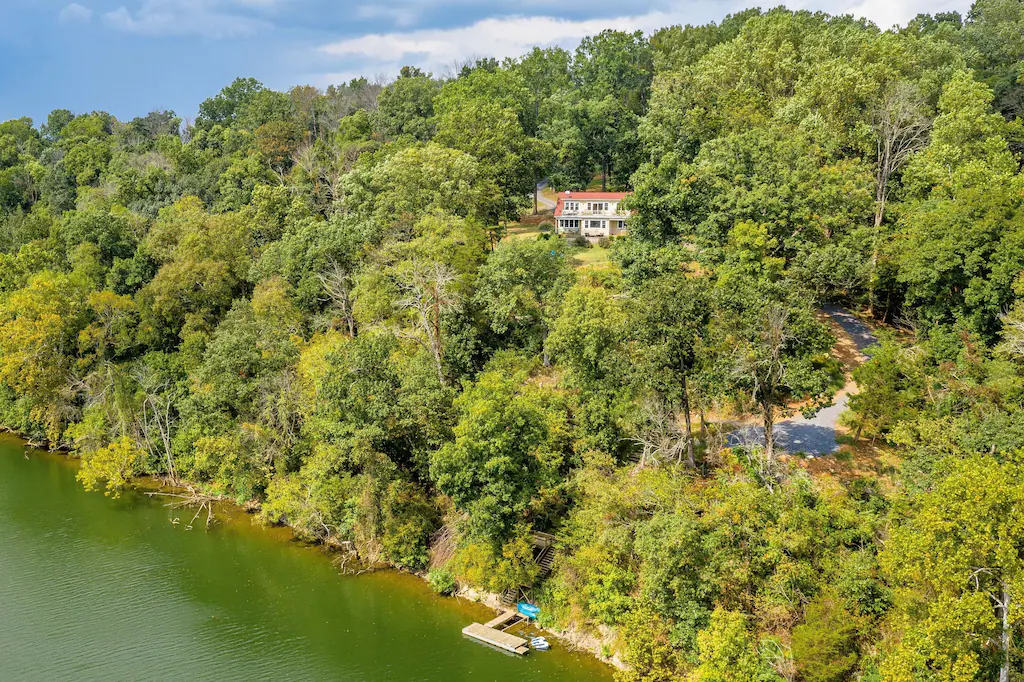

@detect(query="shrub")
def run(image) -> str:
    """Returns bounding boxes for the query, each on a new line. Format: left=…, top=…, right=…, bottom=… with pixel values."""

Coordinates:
left=597, top=237, right=611, bottom=249
left=75, top=436, right=143, bottom=498
left=572, top=235, right=590, bottom=248
left=428, top=568, right=458, bottom=595
left=378, top=480, right=438, bottom=569
left=450, top=527, right=541, bottom=593
left=792, top=593, right=864, bottom=682
left=538, top=220, right=554, bottom=233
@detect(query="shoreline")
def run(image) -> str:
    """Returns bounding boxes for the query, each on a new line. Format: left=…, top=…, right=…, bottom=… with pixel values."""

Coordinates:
left=2, top=432, right=623, bottom=673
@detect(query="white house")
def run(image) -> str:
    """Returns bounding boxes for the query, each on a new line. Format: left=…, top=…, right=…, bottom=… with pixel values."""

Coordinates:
left=554, top=191, right=631, bottom=238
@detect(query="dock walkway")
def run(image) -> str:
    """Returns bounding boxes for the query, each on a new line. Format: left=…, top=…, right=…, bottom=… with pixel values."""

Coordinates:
left=484, top=610, right=523, bottom=629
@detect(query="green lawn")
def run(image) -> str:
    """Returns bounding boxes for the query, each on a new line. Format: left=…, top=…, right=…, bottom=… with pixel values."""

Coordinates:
left=571, top=245, right=611, bottom=267
left=505, top=224, right=543, bottom=240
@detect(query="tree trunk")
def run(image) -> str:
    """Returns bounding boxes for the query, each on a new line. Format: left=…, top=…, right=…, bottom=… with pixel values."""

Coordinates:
left=869, top=83, right=929, bottom=316
left=430, top=299, right=446, bottom=386
left=541, top=325, right=551, bottom=367
left=534, top=181, right=539, bottom=216
left=681, top=371, right=695, bottom=468
left=762, top=398, right=776, bottom=463
left=342, top=286, right=357, bottom=338
left=1000, top=584, right=1011, bottom=682
left=601, top=159, right=608, bottom=192
left=160, top=409, right=177, bottom=483
left=868, top=207, right=883, bottom=318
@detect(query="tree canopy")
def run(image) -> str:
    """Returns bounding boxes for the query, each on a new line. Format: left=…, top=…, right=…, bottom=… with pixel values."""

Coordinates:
left=4, top=5, right=1024, bottom=679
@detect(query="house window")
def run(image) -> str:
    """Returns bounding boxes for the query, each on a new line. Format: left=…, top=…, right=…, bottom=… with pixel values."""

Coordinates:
left=564, top=201, right=579, bottom=212
left=560, top=219, right=580, bottom=233
left=586, top=202, right=609, bottom=213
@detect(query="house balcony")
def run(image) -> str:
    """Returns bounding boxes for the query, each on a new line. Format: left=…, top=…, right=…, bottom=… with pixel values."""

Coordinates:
left=562, top=209, right=629, bottom=218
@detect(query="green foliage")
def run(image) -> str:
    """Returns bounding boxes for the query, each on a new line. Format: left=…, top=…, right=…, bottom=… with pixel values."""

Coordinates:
left=691, top=608, right=781, bottom=682
left=0, top=270, right=91, bottom=439
left=198, top=77, right=266, bottom=129
left=894, top=72, right=1024, bottom=338
left=364, top=143, right=500, bottom=226
left=547, top=282, right=628, bottom=391
left=76, top=435, right=143, bottom=498
left=58, top=208, right=138, bottom=264
left=474, top=238, right=573, bottom=353
left=427, top=568, right=457, bottom=595
left=845, top=334, right=924, bottom=438
left=450, top=525, right=540, bottom=593
left=261, top=445, right=357, bottom=543
left=378, top=480, right=438, bottom=568
left=374, top=74, right=440, bottom=141
left=706, top=277, right=836, bottom=462
left=879, top=454, right=1024, bottom=681
left=792, top=592, right=865, bottom=682
left=574, top=30, right=653, bottom=116
left=615, top=607, right=685, bottom=682
left=431, top=353, right=570, bottom=544
left=2, top=12, right=1024, bottom=679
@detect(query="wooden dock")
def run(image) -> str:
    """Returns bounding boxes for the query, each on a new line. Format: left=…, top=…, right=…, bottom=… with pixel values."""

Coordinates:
left=462, top=621, right=530, bottom=655
left=484, top=610, right=523, bottom=629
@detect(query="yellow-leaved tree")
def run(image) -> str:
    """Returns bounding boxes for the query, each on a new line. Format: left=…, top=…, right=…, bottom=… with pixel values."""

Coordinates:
left=76, top=436, right=144, bottom=498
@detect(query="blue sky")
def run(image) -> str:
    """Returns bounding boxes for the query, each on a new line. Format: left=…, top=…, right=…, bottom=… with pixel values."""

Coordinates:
left=0, top=0, right=973, bottom=125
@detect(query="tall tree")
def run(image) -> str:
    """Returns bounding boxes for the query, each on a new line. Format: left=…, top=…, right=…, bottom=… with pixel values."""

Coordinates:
left=474, top=238, right=573, bottom=355
left=881, top=454, right=1024, bottom=682
left=373, top=73, right=440, bottom=141
left=630, top=272, right=711, bottom=467
left=868, top=82, right=931, bottom=315
left=711, top=279, right=834, bottom=470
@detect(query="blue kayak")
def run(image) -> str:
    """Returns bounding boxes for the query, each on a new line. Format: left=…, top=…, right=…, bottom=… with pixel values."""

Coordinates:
left=517, top=602, right=541, bottom=619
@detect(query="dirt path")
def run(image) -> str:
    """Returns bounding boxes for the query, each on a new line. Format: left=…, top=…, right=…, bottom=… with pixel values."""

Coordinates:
left=729, top=305, right=877, bottom=457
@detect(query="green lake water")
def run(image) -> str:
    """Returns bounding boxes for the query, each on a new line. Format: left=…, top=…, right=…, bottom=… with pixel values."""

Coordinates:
left=0, top=436, right=613, bottom=681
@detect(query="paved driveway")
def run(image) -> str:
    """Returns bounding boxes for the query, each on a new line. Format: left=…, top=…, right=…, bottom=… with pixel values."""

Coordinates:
left=536, top=180, right=557, bottom=210
left=728, top=305, right=877, bottom=457
left=822, top=304, right=877, bottom=353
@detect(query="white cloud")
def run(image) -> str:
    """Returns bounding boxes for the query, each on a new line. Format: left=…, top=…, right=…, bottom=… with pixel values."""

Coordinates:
left=317, top=0, right=973, bottom=82
left=356, top=5, right=420, bottom=28
left=832, top=0, right=968, bottom=29
left=58, top=3, right=94, bottom=24
left=102, top=0, right=277, bottom=38
left=320, top=11, right=682, bottom=70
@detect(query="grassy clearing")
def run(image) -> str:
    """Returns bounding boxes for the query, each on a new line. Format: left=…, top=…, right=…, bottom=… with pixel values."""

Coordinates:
left=571, top=245, right=612, bottom=267
left=503, top=207, right=556, bottom=242
left=506, top=224, right=545, bottom=240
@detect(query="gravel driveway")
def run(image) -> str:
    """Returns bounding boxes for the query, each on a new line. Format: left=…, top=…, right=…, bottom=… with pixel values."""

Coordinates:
left=728, top=305, right=877, bottom=457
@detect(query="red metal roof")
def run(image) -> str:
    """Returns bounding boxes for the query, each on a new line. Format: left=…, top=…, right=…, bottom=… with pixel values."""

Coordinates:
left=560, top=191, right=630, bottom=200
left=554, top=191, right=631, bottom=217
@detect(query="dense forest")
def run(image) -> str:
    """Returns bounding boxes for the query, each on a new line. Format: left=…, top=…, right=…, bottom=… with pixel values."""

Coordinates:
left=3, top=2, right=1024, bottom=679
